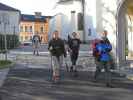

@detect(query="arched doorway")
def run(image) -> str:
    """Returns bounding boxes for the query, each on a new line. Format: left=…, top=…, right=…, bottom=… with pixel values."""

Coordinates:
left=117, top=0, right=133, bottom=64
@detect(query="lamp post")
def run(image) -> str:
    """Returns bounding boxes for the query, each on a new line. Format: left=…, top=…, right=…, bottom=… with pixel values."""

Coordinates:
left=2, top=13, right=9, bottom=60
left=13, top=25, right=16, bottom=46
left=13, top=25, right=16, bottom=35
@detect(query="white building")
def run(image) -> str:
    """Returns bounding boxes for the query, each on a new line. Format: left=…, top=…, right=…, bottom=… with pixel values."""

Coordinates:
left=0, top=3, right=20, bottom=35
left=49, top=0, right=83, bottom=40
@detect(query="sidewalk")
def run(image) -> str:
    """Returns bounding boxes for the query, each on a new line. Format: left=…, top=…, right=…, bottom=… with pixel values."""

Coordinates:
left=8, top=49, right=133, bottom=78
left=0, top=68, right=9, bottom=87
left=9, top=51, right=95, bottom=71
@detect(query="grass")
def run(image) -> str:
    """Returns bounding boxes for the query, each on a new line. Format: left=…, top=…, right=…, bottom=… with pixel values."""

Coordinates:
left=0, top=60, right=12, bottom=69
left=0, top=50, right=6, bottom=54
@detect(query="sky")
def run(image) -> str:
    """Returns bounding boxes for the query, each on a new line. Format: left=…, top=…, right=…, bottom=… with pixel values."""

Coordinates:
left=0, top=0, right=58, bottom=15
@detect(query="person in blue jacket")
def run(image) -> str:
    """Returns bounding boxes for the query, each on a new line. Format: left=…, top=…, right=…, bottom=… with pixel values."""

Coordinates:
left=94, top=31, right=113, bottom=87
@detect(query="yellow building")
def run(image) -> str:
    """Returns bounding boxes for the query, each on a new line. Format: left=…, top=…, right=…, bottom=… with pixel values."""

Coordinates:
left=20, top=12, right=51, bottom=43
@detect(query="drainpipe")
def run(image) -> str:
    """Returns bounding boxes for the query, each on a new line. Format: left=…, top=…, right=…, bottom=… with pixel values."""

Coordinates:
left=82, top=0, right=85, bottom=43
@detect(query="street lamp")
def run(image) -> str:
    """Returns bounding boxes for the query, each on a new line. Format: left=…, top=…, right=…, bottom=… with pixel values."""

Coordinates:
left=13, top=25, right=16, bottom=35
left=11, top=25, right=16, bottom=49
left=2, top=13, right=9, bottom=60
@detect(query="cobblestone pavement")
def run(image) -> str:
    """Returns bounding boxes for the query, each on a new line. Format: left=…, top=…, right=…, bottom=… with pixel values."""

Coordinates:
left=10, top=51, right=95, bottom=71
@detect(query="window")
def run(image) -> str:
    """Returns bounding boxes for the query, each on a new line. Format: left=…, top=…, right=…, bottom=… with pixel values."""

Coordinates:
left=88, top=28, right=92, bottom=36
left=30, top=36, right=32, bottom=41
left=30, top=26, right=32, bottom=32
left=40, top=27, right=43, bottom=32
left=20, top=26, right=23, bottom=32
left=25, top=36, right=28, bottom=40
left=20, top=36, right=23, bottom=41
left=77, top=13, right=83, bottom=30
left=25, top=26, right=28, bottom=32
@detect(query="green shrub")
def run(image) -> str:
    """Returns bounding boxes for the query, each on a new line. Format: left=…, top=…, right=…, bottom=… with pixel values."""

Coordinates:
left=125, top=48, right=128, bottom=56
left=0, top=60, right=12, bottom=69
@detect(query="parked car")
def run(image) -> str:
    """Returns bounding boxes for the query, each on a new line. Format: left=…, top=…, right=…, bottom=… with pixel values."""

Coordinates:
left=21, top=41, right=32, bottom=46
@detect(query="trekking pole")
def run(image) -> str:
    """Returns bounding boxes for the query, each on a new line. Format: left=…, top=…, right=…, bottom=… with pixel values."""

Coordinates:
left=64, top=56, right=69, bottom=72
left=50, top=54, right=53, bottom=80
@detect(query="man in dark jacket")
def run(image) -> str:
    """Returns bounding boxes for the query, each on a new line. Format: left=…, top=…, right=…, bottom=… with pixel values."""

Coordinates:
left=48, top=30, right=66, bottom=83
left=32, top=33, right=41, bottom=56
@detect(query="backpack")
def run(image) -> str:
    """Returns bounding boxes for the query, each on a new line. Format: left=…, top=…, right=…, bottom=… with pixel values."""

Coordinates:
left=96, top=43, right=112, bottom=62
left=92, top=39, right=101, bottom=57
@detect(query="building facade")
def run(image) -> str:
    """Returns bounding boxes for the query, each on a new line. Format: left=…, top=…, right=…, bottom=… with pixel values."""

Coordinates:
left=49, top=0, right=83, bottom=40
left=20, top=12, right=51, bottom=43
left=0, top=3, right=20, bottom=35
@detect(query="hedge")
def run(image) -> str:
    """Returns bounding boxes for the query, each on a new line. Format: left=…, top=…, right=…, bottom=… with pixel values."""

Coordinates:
left=0, top=34, right=19, bottom=53
left=0, top=60, right=12, bottom=69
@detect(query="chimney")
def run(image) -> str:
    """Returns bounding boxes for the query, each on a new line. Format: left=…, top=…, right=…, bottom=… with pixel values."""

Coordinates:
left=35, top=12, right=42, bottom=19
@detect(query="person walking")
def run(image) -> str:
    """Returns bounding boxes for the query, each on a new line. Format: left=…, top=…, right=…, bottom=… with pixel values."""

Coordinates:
left=48, top=30, right=66, bottom=83
left=68, top=32, right=81, bottom=76
left=32, top=33, right=41, bottom=56
left=94, top=30, right=113, bottom=87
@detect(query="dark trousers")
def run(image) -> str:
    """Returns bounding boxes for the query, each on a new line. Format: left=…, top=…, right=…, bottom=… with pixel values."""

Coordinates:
left=70, top=52, right=79, bottom=66
left=94, top=59, right=111, bottom=84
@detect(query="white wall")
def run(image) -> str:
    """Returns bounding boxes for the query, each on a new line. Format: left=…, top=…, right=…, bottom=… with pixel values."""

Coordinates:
left=94, top=0, right=118, bottom=60
left=127, top=15, right=133, bottom=57
left=50, top=0, right=83, bottom=40
left=85, top=0, right=97, bottom=40
left=0, top=10, right=20, bottom=35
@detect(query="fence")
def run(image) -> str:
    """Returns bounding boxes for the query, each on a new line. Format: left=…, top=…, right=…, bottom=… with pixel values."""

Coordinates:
left=0, top=34, right=19, bottom=58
